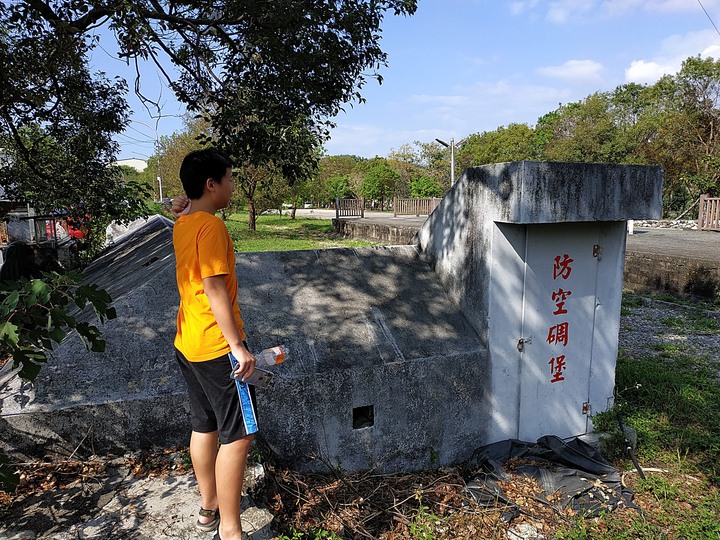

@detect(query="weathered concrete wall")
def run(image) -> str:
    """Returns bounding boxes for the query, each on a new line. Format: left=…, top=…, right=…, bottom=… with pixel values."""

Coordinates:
left=415, top=161, right=663, bottom=340
left=414, top=161, right=663, bottom=444
left=333, top=219, right=418, bottom=245
left=624, top=252, right=720, bottom=299
left=0, top=161, right=669, bottom=473
left=0, top=217, right=488, bottom=473
left=237, top=246, right=488, bottom=472
left=0, top=216, right=183, bottom=457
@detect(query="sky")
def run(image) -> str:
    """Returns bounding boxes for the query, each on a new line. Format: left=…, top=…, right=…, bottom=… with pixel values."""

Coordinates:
left=106, top=0, right=720, bottom=162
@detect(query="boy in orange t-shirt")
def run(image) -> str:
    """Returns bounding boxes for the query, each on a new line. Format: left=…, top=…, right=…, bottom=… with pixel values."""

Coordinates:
left=173, top=148, right=256, bottom=540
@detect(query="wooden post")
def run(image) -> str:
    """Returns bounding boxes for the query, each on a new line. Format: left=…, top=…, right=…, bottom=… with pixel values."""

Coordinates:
left=698, top=194, right=707, bottom=231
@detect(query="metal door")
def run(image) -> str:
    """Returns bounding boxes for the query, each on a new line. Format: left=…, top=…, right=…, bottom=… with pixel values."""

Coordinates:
left=517, top=223, right=600, bottom=441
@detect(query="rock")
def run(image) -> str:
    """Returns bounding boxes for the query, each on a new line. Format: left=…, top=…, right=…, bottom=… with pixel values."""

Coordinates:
left=507, top=522, right=546, bottom=540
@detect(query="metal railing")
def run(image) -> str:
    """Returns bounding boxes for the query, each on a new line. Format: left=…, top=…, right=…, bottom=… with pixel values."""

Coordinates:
left=393, top=197, right=442, bottom=217
left=698, top=194, right=720, bottom=231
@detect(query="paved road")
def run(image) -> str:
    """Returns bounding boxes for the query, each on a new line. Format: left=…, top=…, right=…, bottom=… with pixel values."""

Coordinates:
left=295, top=209, right=720, bottom=264
left=625, top=227, right=720, bottom=262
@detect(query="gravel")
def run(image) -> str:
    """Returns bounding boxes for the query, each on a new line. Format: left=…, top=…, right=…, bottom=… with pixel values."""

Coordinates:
left=618, top=296, right=720, bottom=371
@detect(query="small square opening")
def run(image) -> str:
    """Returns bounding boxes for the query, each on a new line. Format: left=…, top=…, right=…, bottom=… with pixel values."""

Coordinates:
left=352, top=405, right=374, bottom=429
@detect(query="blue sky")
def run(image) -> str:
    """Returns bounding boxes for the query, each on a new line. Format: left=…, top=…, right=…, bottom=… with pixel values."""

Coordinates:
left=107, top=0, right=720, bottom=161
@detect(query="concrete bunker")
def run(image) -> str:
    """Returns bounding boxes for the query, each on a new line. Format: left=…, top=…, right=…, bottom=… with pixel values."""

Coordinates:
left=0, top=161, right=663, bottom=474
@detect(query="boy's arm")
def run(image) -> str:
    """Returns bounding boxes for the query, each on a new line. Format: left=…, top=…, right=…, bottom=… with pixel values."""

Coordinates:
left=203, top=274, right=256, bottom=380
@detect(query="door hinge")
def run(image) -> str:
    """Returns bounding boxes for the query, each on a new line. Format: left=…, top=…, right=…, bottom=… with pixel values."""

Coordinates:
left=592, top=244, right=602, bottom=259
left=582, top=402, right=591, bottom=415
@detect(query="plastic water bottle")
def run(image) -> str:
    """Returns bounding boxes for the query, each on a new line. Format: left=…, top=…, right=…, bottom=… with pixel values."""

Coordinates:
left=255, top=345, right=288, bottom=365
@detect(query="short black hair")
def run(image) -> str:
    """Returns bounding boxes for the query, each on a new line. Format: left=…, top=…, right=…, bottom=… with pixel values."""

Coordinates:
left=179, top=148, right=233, bottom=199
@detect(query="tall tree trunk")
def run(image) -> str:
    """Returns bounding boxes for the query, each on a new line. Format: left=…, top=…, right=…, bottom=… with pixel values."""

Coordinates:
left=247, top=198, right=257, bottom=231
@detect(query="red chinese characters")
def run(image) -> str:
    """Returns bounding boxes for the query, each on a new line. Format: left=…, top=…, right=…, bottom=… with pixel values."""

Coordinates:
left=548, top=355, right=566, bottom=383
left=553, top=254, right=574, bottom=280
left=551, top=288, right=572, bottom=315
left=546, top=322, right=569, bottom=347
left=547, top=253, right=574, bottom=383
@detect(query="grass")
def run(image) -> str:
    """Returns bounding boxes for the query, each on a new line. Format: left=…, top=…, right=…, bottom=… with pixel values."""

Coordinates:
left=223, top=211, right=378, bottom=252
left=573, top=293, right=720, bottom=539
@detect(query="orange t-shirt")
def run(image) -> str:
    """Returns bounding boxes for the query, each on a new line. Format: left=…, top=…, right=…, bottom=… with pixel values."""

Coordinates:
left=173, top=211, right=245, bottom=361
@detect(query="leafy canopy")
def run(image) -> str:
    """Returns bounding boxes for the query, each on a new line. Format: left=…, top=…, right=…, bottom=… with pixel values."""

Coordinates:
left=0, top=3, right=147, bottom=238
left=0, top=0, right=418, bottom=232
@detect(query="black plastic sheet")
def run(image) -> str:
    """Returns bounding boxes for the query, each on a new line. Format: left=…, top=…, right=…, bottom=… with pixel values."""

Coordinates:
left=466, top=435, right=638, bottom=519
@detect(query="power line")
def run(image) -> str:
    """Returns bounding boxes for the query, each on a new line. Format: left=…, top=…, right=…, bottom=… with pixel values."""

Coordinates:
left=698, top=0, right=720, bottom=38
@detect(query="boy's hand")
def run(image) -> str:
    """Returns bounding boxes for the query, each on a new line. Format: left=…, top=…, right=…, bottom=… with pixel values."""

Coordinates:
left=171, top=195, right=191, bottom=217
left=231, top=347, right=256, bottom=382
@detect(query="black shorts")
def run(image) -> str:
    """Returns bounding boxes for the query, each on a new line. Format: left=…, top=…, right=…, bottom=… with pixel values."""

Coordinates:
left=175, top=347, right=258, bottom=444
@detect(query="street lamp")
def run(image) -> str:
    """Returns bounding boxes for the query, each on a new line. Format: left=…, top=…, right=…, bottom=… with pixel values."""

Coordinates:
left=435, top=137, right=456, bottom=187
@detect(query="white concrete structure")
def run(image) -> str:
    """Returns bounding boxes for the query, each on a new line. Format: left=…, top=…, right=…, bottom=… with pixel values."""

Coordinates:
left=115, top=158, right=147, bottom=172
left=417, top=161, right=663, bottom=443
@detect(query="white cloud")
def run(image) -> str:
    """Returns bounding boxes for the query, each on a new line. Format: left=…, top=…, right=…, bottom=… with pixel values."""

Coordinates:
left=703, top=44, right=720, bottom=58
left=510, top=0, right=540, bottom=16
left=546, top=0, right=598, bottom=23
left=601, top=0, right=720, bottom=16
left=625, top=28, right=720, bottom=84
left=537, top=60, right=604, bottom=82
left=625, top=60, right=671, bottom=84
left=514, top=0, right=720, bottom=23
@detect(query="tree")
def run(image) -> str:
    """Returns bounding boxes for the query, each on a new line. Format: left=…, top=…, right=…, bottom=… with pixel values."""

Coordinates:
left=0, top=4, right=153, bottom=253
left=154, top=116, right=210, bottom=200
left=359, top=158, right=399, bottom=210
left=311, top=154, right=364, bottom=205
left=0, top=0, right=418, bottom=230
left=457, top=123, right=536, bottom=171
left=537, top=93, right=622, bottom=163
left=409, top=175, right=443, bottom=198
left=415, top=140, right=451, bottom=189
left=387, top=144, right=424, bottom=197
left=232, top=162, right=292, bottom=228
left=326, top=175, right=351, bottom=201
left=654, top=56, right=720, bottom=210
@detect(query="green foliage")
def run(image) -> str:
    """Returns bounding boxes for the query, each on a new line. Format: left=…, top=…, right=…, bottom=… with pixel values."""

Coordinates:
left=636, top=475, right=679, bottom=501
left=0, top=272, right=117, bottom=383
left=456, top=122, right=536, bottom=170
left=408, top=495, right=440, bottom=540
left=409, top=175, right=444, bottom=198
left=675, top=493, right=720, bottom=538
left=326, top=175, right=351, bottom=201
left=0, top=9, right=154, bottom=253
left=1, top=0, right=418, bottom=236
left=359, top=159, right=399, bottom=208
left=531, top=56, right=720, bottom=214
left=611, top=345, right=720, bottom=480
left=621, top=295, right=644, bottom=309
left=277, top=529, right=341, bottom=540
